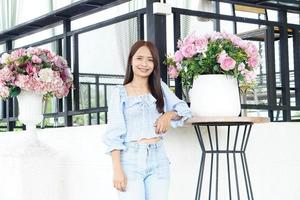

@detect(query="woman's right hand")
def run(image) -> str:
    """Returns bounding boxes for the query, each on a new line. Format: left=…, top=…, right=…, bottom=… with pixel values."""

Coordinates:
left=113, top=167, right=127, bottom=192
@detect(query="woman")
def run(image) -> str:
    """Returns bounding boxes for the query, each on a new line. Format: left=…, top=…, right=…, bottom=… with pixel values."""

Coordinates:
left=103, top=40, right=191, bottom=200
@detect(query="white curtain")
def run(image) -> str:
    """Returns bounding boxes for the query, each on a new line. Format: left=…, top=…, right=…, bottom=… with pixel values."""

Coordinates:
left=0, top=0, right=20, bottom=119
left=197, top=0, right=214, bottom=22
left=115, top=0, right=145, bottom=72
left=0, top=0, right=20, bottom=32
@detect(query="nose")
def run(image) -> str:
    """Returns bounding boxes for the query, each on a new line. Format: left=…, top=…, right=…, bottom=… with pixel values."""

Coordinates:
left=141, top=59, right=147, bottom=66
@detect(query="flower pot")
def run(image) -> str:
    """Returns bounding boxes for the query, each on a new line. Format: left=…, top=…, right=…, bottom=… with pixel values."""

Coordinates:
left=190, top=74, right=241, bottom=117
left=17, top=90, right=44, bottom=131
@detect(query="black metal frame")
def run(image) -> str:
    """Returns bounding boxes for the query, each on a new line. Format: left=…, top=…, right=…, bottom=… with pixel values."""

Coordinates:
left=193, top=121, right=254, bottom=200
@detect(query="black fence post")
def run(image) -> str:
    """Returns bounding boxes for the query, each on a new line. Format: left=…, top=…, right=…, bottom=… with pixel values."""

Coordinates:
left=146, top=0, right=168, bottom=83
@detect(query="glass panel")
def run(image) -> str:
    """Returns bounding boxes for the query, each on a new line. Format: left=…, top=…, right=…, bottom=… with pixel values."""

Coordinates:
left=219, top=2, right=232, bottom=15
left=78, top=18, right=137, bottom=75
left=287, top=13, right=300, bottom=24
left=266, top=9, right=278, bottom=21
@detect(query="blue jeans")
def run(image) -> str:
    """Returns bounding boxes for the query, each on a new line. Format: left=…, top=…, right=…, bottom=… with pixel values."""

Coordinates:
left=119, top=140, right=170, bottom=200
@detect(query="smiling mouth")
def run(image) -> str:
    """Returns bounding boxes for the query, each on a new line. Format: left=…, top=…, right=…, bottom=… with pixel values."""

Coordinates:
left=137, top=67, right=150, bottom=72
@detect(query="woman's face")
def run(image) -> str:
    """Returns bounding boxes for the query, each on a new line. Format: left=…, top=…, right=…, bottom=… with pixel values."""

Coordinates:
left=131, top=45, right=154, bottom=79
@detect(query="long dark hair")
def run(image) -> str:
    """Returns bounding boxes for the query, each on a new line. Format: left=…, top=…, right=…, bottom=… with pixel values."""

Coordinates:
left=123, top=40, right=164, bottom=113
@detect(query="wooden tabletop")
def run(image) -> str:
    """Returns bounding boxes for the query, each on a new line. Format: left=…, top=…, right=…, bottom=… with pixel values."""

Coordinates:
left=187, top=116, right=270, bottom=124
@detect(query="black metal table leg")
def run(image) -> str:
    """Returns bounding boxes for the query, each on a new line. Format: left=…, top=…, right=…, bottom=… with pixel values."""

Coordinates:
left=193, top=122, right=254, bottom=200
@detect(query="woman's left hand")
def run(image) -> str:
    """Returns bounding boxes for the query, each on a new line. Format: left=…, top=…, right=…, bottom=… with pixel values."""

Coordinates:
left=154, top=111, right=176, bottom=134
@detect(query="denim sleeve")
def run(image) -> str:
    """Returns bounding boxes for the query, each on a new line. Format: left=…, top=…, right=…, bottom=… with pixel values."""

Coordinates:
left=161, top=81, right=192, bottom=128
left=102, top=86, right=127, bottom=154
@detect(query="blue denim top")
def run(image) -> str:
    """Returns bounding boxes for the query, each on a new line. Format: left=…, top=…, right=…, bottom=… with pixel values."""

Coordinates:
left=103, top=81, right=192, bottom=154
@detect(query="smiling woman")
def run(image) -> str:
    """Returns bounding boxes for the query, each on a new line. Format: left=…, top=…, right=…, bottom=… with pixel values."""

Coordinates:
left=102, top=40, right=192, bottom=200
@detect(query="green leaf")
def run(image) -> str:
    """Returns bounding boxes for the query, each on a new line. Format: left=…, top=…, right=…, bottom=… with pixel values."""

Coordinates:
left=9, top=87, right=21, bottom=97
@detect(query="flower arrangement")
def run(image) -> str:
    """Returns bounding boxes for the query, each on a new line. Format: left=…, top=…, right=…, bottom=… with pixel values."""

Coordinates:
left=0, top=47, right=73, bottom=99
left=165, top=31, right=260, bottom=91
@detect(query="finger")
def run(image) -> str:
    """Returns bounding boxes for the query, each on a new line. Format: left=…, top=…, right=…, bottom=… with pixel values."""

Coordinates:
left=113, top=181, right=118, bottom=189
left=163, top=125, right=169, bottom=133
left=123, top=180, right=127, bottom=192
left=121, top=180, right=126, bottom=192
left=158, top=124, right=166, bottom=134
left=155, top=123, right=160, bottom=133
left=114, top=182, right=122, bottom=192
left=117, top=183, right=123, bottom=192
left=156, top=123, right=163, bottom=134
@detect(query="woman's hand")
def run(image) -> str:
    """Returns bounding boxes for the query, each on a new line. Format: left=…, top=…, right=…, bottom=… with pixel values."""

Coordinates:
left=154, top=111, right=178, bottom=134
left=113, top=167, right=127, bottom=192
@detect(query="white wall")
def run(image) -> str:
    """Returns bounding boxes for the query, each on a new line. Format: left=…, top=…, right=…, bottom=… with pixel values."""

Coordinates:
left=0, top=122, right=299, bottom=200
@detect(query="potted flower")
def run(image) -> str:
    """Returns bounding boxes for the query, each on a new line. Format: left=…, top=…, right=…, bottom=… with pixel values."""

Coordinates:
left=165, top=31, right=260, bottom=116
left=0, top=47, right=73, bottom=130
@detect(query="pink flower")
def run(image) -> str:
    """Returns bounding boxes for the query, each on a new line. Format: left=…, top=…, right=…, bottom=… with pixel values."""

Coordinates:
left=177, top=40, right=183, bottom=48
left=31, top=55, right=42, bottom=64
left=25, top=62, right=39, bottom=75
left=229, top=35, right=242, bottom=46
left=183, top=32, right=196, bottom=46
left=209, top=32, right=223, bottom=41
left=168, top=66, right=179, bottom=79
left=245, top=43, right=258, bottom=57
left=27, top=47, right=42, bottom=56
left=54, top=85, right=70, bottom=98
left=238, top=63, right=245, bottom=71
left=53, top=56, right=67, bottom=69
left=0, top=83, right=10, bottom=98
left=194, top=37, right=208, bottom=53
left=10, top=48, right=26, bottom=61
left=0, top=66, right=14, bottom=82
left=61, top=68, right=73, bottom=82
left=174, top=51, right=184, bottom=63
left=217, top=51, right=236, bottom=71
left=180, top=45, right=197, bottom=58
left=243, top=70, right=257, bottom=83
left=248, top=57, right=259, bottom=68
left=0, top=47, right=72, bottom=98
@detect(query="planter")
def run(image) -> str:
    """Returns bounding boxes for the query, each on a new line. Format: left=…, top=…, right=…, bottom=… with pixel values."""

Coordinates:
left=17, top=90, right=44, bottom=131
left=190, top=74, right=241, bottom=117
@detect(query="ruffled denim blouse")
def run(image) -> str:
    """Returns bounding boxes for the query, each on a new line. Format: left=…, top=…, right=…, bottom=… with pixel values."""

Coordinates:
left=103, top=81, right=192, bottom=154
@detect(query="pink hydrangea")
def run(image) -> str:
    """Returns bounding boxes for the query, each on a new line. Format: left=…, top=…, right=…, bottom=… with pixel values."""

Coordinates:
left=0, top=83, right=10, bottom=98
left=0, top=67, right=14, bottom=82
left=0, top=47, right=73, bottom=98
left=10, top=48, right=26, bottom=61
left=53, top=56, right=67, bottom=69
left=31, top=55, right=42, bottom=64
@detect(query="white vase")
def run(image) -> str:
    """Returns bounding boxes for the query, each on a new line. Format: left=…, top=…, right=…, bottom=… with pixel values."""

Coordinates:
left=17, top=90, right=44, bottom=132
left=190, top=74, right=241, bottom=117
